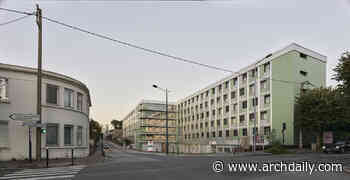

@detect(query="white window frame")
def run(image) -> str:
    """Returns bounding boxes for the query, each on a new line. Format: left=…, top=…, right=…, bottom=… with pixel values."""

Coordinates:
left=0, top=77, right=9, bottom=102
left=64, top=88, right=74, bottom=108
left=77, top=126, right=83, bottom=146
left=77, top=92, right=83, bottom=111
left=0, top=121, right=9, bottom=147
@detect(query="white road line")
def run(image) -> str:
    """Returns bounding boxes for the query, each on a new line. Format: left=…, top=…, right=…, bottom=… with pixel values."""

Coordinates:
left=3, top=171, right=79, bottom=178
left=0, top=165, right=86, bottom=180
left=8, top=168, right=83, bottom=175
left=18, top=174, right=75, bottom=180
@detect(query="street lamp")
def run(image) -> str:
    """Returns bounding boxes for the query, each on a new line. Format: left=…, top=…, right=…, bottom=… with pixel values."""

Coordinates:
left=152, top=84, right=169, bottom=155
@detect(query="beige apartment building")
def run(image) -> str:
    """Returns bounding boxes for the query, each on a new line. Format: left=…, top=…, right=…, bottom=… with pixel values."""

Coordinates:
left=123, top=100, right=177, bottom=152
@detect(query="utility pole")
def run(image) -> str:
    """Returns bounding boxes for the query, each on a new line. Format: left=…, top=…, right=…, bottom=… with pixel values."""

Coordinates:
left=36, top=4, right=43, bottom=160
left=253, top=68, right=257, bottom=152
left=165, top=88, right=169, bottom=155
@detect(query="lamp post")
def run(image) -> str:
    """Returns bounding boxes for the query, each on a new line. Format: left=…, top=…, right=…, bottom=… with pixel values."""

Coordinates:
left=153, top=84, right=169, bottom=155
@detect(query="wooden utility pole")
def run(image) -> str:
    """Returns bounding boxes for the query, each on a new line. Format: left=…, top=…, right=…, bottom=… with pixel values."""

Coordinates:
left=36, top=4, right=43, bottom=160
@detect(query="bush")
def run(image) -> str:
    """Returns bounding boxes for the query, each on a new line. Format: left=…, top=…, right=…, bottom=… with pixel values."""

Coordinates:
left=265, top=145, right=288, bottom=154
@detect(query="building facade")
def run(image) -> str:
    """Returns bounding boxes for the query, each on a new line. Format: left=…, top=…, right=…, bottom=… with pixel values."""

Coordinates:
left=176, top=43, right=326, bottom=153
left=0, top=63, right=91, bottom=160
left=123, top=100, right=177, bottom=152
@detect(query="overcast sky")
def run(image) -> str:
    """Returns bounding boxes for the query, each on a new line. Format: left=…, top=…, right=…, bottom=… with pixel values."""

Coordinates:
left=1, top=0, right=349, bottom=127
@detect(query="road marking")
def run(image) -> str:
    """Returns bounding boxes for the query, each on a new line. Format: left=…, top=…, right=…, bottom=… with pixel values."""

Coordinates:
left=0, top=165, right=86, bottom=180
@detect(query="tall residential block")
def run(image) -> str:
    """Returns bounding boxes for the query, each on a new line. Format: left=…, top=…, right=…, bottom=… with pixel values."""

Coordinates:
left=176, top=43, right=326, bottom=153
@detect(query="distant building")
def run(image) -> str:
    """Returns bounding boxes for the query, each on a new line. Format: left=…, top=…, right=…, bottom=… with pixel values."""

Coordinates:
left=122, top=100, right=177, bottom=152
left=0, top=63, right=92, bottom=160
left=176, top=43, right=326, bottom=153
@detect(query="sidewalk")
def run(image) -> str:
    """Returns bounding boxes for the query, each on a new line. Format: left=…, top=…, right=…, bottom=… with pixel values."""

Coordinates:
left=0, top=150, right=106, bottom=174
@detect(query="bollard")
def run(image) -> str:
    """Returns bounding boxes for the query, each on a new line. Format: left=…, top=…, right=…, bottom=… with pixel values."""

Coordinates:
left=71, top=148, right=74, bottom=165
left=46, top=148, right=49, bottom=168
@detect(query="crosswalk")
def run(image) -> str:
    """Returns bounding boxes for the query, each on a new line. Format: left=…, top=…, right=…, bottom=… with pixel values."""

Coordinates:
left=0, top=165, right=86, bottom=180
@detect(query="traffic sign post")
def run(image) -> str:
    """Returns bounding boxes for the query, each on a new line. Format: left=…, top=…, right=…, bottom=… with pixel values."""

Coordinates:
left=10, top=113, right=45, bottom=162
left=9, top=113, right=40, bottom=122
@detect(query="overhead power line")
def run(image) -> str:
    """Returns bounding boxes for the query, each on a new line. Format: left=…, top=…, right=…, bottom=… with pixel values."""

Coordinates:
left=42, top=16, right=234, bottom=73
left=0, top=14, right=33, bottom=26
left=0, top=7, right=234, bottom=73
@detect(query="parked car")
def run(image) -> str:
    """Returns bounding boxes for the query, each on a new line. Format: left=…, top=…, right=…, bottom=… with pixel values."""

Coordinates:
left=104, top=144, right=111, bottom=150
left=322, top=141, right=350, bottom=153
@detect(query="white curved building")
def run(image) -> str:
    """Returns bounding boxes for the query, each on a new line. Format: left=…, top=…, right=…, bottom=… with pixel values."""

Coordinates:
left=0, top=63, right=91, bottom=161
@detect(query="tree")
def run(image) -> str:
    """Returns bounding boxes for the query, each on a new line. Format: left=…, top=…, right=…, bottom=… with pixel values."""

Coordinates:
left=295, top=87, right=347, bottom=149
left=111, top=119, right=122, bottom=129
left=89, top=119, right=102, bottom=142
left=333, top=51, right=350, bottom=121
left=333, top=51, right=350, bottom=95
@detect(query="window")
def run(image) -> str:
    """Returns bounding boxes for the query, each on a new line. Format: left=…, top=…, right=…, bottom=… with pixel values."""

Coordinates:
left=212, top=132, right=216, bottom=138
left=300, top=70, right=308, bottom=76
left=205, top=122, right=208, bottom=127
left=232, top=78, right=237, bottom=86
left=251, top=68, right=257, bottom=78
left=242, top=128, right=247, bottom=136
left=218, top=131, right=222, bottom=137
left=64, top=125, right=73, bottom=146
left=0, top=78, right=9, bottom=101
left=212, top=88, right=215, bottom=94
left=261, top=111, right=268, bottom=120
left=264, top=94, right=270, bottom=104
left=77, top=126, right=83, bottom=146
left=252, top=98, right=258, bottom=106
left=46, top=123, right=58, bottom=146
left=211, top=121, right=214, bottom=127
left=216, top=97, right=220, bottom=103
left=249, top=113, right=255, bottom=121
left=0, top=121, right=9, bottom=147
left=64, top=88, right=74, bottom=108
left=263, top=62, right=270, bottom=73
left=223, top=118, right=228, bottom=125
left=249, top=84, right=255, bottom=94
left=217, top=120, right=221, bottom=126
left=261, top=80, right=267, bottom=89
left=205, top=101, right=208, bottom=107
left=225, top=130, right=230, bottom=137
left=233, top=129, right=238, bottom=136
left=46, top=84, right=58, bottom=104
left=231, top=116, right=236, bottom=124
left=239, top=88, right=245, bottom=96
left=212, top=110, right=215, bottom=116
left=211, top=99, right=214, bottom=105
left=225, top=81, right=229, bottom=88
left=218, top=85, right=222, bottom=91
left=231, top=91, right=236, bottom=99
left=242, top=73, right=247, bottom=81
left=206, top=111, right=209, bottom=117
left=207, top=132, right=210, bottom=138
left=201, top=132, right=204, bottom=137
left=239, top=115, right=245, bottom=122
left=242, top=101, right=247, bottom=109
left=233, top=103, right=237, bottom=112
left=206, top=91, right=209, bottom=97
left=77, top=92, right=83, bottom=111
left=264, top=127, right=271, bottom=136
left=223, top=94, right=228, bottom=101
left=225, top=105, right=229, bottom=113
left=299, top=53, right=307, bottom=59
left=200, top=123, right=203, bottom=129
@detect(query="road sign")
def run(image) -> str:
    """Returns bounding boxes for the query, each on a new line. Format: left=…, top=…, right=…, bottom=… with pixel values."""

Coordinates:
left=9, top=113, right=39, bottom=122
left=22, top=121, right=46, bottom=127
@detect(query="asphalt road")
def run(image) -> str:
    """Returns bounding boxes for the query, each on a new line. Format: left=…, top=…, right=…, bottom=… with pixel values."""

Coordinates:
left=74, top=147, right=350, bottom=180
